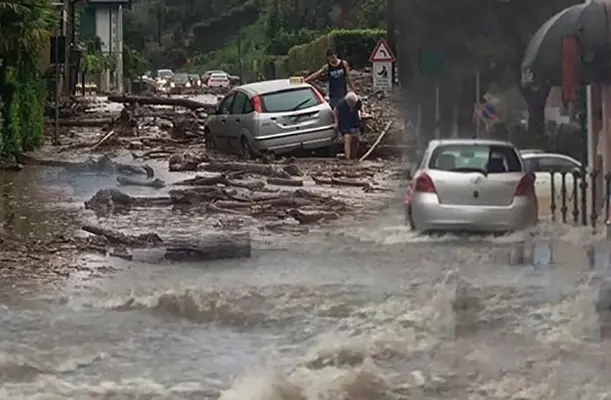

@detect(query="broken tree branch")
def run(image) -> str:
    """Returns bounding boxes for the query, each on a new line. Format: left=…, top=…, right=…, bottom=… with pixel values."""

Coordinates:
left=359, top=121, right=393, bottom=161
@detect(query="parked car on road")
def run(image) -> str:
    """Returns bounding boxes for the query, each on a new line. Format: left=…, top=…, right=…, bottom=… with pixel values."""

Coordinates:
left=206, top=73, right=231, bottom=88
left=404, top=139, right=538, bottom=233
left=189, top=74, right=202, bottom=87
left=521, top=152, right=581, bottom=219
left=205, top=79, right=336, bottom=159
left=520, top=149, right=545, bottom=155
left=168, top=73, right=191, bottom=93
left=155, top=69, right=174, bottom=84
left=202, top=70, right=227, bottom=85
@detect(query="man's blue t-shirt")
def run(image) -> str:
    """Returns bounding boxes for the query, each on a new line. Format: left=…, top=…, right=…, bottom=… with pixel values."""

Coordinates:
left=335, top=97, right=362, bottom=133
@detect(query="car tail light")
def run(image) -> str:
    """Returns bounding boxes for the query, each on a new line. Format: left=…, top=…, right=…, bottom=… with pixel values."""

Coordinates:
left=251, top=95, right=263, bottom=113
left=414, top=172, right=436, bottom=193
left=311, top=88, right=325, bottom=104
left=514, top=173, right=535, bottom=196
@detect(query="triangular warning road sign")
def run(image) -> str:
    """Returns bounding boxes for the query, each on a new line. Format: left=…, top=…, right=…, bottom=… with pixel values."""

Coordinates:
left=369, top=39, right=396, bottom=63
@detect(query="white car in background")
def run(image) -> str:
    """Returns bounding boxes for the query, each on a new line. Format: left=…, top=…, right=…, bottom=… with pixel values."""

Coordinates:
left=206, top=73, right=231, bottom=88
left=521, top=152, right=581, bottom=219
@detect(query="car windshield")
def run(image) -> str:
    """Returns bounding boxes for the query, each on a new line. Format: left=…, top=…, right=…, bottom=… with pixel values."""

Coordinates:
left=211, top=74, right=227, bottom=79
left=158, top=70, right=173, bottom=79
left=260, top=88, right=320, bottom=113
left=428, top=144, right=522, bottom=173
left=173, top=74, right=189, bottom=83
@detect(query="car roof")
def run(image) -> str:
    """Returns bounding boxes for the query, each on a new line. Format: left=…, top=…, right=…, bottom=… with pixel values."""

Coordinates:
left=237, top=79, right=311, bottom=96
left=428, top=139, right=517, bottom=148
left=521, top=152, right=580, bottom=161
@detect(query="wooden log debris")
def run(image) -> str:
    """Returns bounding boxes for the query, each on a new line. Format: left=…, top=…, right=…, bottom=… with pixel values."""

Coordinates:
left=174, top=173, right=266, bottom=191
left=164, top=233, right=251, bottom=261
left=312, top=176, right=371, bottom=189
left=359, top=121, right=392, bottom=161
left=117, top=176, right=166, bottom=188
left=16, top=154, right=155, bottom=177
left=107, top=94, right=216, bottom=113
left=45, top=118, right=113, bottom=127
left=200, top=162, right=291, bottom=179
left=82, top=224, right=162, bottom=246
left=85, top=188, right=172, bottom=215
left=266, top=177, right=304, bottom=187
left=81, top=225, right=251, bottom=262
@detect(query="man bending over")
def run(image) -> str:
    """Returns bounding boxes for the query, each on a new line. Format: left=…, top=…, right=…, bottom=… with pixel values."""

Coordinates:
left=333, top=92, right=362, bottom=160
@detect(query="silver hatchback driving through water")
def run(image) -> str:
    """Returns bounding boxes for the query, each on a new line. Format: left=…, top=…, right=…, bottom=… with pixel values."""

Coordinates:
left=404, top=139, right=538, bottom=233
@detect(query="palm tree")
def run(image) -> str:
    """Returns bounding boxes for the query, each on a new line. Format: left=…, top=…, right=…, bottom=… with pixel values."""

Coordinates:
left=0, top=0, right=56, bottom=66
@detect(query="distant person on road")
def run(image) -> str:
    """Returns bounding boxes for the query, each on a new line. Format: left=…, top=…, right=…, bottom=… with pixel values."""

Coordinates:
left=333, top=92, right=362, bottom=161
left=304, top=49, right=355, bottom=109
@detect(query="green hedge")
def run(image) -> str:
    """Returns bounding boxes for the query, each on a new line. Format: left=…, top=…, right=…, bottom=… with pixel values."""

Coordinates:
left=0, top=65, right=45, bottom=159
left=272, top=29, right=386, bottom=78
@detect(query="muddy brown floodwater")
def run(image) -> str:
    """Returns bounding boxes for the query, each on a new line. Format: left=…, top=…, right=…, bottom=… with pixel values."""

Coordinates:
left=2, top=98, right=611, bottom=398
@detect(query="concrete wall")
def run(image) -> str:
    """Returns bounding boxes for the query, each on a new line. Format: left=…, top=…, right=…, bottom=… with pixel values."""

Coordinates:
left=94, top=5, right=123, bottom=92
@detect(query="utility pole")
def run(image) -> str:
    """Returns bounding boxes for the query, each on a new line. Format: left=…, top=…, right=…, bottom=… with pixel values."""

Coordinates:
left=475, top=69, right=480, bottom=138
left=386, top=0, right=396, bottom=83
left=237, top=29, right=243, bottom=81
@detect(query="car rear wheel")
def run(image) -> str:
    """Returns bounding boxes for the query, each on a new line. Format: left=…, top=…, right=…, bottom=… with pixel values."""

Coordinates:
left=241, top=137, right=255, bottom=160
left=405, top=206, right=416, bottom=230
left=204, top=128, right=216, bottom=150
left=326, top=143, right=338, bottom=158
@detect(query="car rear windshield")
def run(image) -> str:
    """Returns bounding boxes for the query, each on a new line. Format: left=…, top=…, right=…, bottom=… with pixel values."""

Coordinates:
left=174, top=74, right=189, bottom=83
left=261, top=88, right=320, bottom=113
left=428, top=144, right=522, bottom=173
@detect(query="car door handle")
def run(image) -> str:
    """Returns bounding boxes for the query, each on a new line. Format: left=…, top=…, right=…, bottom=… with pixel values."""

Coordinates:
left=235, top=119, right=240, bottom=122
left=221, top=119, right=226, bottom=123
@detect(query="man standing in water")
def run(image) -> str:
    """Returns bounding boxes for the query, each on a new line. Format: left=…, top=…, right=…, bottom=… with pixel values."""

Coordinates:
left=333, top=92, right=362, bottom=160
left=304, top=49, right=355, bottom=109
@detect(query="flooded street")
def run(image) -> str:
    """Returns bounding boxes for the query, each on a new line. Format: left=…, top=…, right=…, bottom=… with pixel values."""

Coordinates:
left=2, top=165, right=611, bottom=399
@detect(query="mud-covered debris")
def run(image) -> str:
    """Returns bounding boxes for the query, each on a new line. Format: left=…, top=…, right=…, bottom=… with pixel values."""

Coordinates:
left=107, top=94, right=216, bottom=112
left=85, top=188, right=135, bottom=215
left=200, top=162, right=291, bottom=179
left=85, top=189, right=172, bottom=215
left=288, top=209, right=341, bottom=224
left=312, top=176, right=372, bottom=189
left=82, top=224, right=162, bottom=246
left=282, top=164, right=303, bottom=176
left=82, top=224, right=251, bottom=262
left=266, top=177, right=304, bottom=187
left=169, top=152, right=209, bottom=172
left=117, top=176, right=166, bottom=188
left=16, top=154, right=154, bottom=177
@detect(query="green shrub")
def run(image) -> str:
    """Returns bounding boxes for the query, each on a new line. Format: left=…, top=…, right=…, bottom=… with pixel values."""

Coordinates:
left=274, top=28, right=386, bottom=77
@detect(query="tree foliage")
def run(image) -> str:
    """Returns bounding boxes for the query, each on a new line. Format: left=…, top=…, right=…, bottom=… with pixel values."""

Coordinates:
left=0, top=0, right=55, bottom=159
